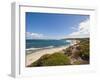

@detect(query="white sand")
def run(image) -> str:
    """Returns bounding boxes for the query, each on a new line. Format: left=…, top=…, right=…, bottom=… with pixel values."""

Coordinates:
left=26, top=45, right=70, bottom=66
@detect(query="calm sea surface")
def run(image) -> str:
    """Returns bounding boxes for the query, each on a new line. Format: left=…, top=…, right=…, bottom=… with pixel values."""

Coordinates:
left=26, top=39, right=70, bottom=49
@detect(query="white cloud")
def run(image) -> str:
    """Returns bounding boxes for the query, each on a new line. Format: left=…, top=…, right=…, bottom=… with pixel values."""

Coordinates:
left=69, top=19, right=90, bottom=37
left=26, top=32, right=44, bottom=39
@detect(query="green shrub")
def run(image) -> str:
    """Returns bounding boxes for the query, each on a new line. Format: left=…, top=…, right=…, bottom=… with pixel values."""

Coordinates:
left=78, top=38, right=90, bottom=61
left=63, top=46, right=72, bottom=56
left=73, top=60, right=84, bottom=65
left=73, top=60, right=89, bottom=65
left=29, top=52, right=71, bottom=67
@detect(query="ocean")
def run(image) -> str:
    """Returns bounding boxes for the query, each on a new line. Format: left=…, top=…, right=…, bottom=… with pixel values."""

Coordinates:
left=26, top=39, right=71, bottom=54
left=26, top=39, right=70, bottom=49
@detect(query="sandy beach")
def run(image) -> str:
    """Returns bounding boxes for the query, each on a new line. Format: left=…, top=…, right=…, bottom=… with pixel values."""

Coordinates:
left=26, top=45, right=70, bottom=66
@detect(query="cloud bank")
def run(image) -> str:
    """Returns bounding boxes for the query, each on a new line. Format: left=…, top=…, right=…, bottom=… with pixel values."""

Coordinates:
left=69, top=19, right=90, bottom=37
left=26, top=32, right=44, bottom=39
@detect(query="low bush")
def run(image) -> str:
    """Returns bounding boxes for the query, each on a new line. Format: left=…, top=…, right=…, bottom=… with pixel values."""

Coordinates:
left=29, top=52, right=71, bottom=67
left=78, top=38, right=89, bottom=61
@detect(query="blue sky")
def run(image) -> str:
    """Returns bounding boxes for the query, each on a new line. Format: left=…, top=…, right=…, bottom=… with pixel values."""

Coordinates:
left=26, top=12, right=89, bottom=39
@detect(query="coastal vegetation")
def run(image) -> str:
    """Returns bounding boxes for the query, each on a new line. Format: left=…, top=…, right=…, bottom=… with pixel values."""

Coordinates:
left=29, top=52, right=70, bottom=67
left=28, top=38, right=89, bottom=67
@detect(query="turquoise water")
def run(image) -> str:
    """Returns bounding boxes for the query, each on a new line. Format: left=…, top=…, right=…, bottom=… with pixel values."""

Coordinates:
left=26, top=39, right=70, bottom=49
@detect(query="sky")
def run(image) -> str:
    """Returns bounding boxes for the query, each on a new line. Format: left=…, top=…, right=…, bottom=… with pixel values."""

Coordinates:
left=26, top=12, right=89, bottom=39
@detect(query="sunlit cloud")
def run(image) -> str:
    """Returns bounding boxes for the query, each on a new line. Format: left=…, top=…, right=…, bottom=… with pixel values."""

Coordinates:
left=69, top=19, right=90, bottom=37
left=26, top=32, right=44, bottom=39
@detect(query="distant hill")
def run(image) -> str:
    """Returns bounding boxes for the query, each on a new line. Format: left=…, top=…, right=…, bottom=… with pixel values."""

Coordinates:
left=62, top=35, right=89, bottom=40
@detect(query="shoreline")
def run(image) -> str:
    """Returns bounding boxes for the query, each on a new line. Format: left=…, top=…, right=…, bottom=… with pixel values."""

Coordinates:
left=26, top=45, right=72, bottom=66
left=26, top=46, right=55, bottom=55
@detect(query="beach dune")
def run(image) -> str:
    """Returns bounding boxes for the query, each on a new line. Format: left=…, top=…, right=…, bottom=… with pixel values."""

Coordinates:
left=26, top=45, right=69, bottom=66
